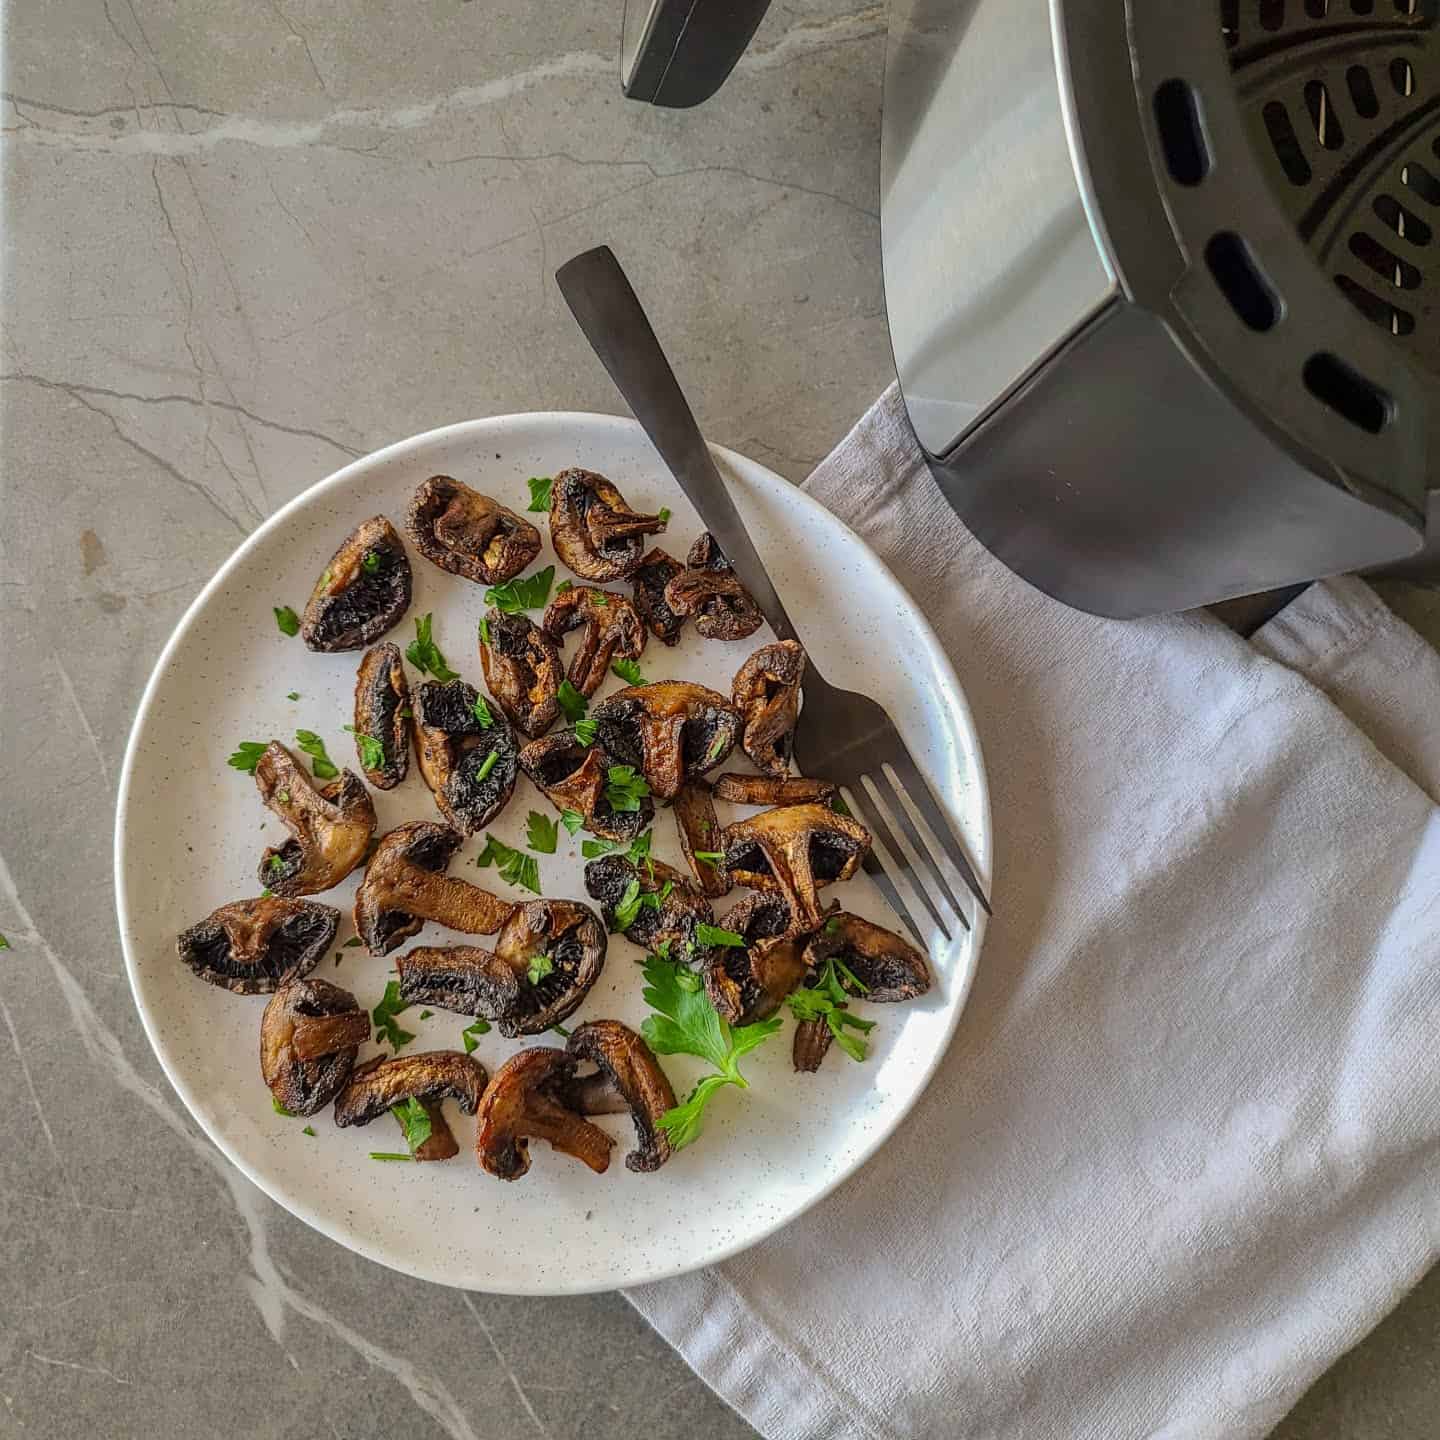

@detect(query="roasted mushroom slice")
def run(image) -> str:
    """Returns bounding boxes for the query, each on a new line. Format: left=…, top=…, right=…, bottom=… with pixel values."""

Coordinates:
left=711, top=773, right=837, bottom=807
left=731, top=639, right=805, bottom=777
left=663, top=532, right=764, bottom=641
left=405, top=474, right=541, bottom=585
left=475, top=1047, right=614, bottom=1180
left=803, top=912, right=931, bottom=1002
left=333, top=1050, right=490, bottom=1160
left=518, top=729, right=653, bottom=843
left=583, top=855, right=713, bottom=952
left=792, top=1019, right=833, bottom=1073
left=548, top=467, right=666, bottom=582
left=563, top=1020, right=677, bottom=1173
left=261, top=977, right=368, bottom=1116
left=354, top=821, right=515, bottom=955
left=479, top=610, right=562, bottom=739
left=721, top=803, right=870, bottom=931
left=591, top=681, right=741, bottom=801
left=353, top=642, right=411, bottom=789
left=413, top=678, right=519, bottom=833
left=701, top=892, right=807, bottom=1025
left=673, top=779, right=730, bottom=899
left=254, top=742, right=376, bottom=895
left=300, top=516, right=412, bottom=652
left=541, top=586, right=647, bottom=698
left=629, top=547, right=686, bottom=646
left=177, top=896, right=339, bottom=994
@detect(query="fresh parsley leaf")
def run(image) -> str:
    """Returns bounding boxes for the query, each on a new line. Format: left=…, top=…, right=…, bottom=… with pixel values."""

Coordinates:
left=302, top=1125, right=316, bottom=1136
left=272, top=1095, right=296, bottom=1117
left=343, top=725, right=385, bottom=770
left=294, top=729, right=339, bottom=780
left=550, top=1022, right=571, bottom=1038
left=831, top=794, right=852, bottom=817
left=526, top=475, right=553, bottom=512
left=591, top=591, right=609, bottom=606
left=484, top=565, right=555, bottom=613
left=476, top=750, right=499, bottom=783
left=693, top=850, right=724, bottom=865
left=612, top=877, right=643, bottom=931
left=391, top=1097, right=433, bottom=1155
left=371, top=981, right=416, bottom=1054
left=824, top=916, right=841, bottom=935
left=228, top=741, right=267, bottom=774
left=286, top=691, right=300, bottom=701
left=605, top=764, right=650, bottom=813
left=474, top=833, right=542, bottom=895
left=555, top=579, right=573, bottom=595
left=556, top=679, right=589, bottom=723
left=276, top=788, right=291, bottom=806
left=704, top=730, right=730, bottom=764
left=266, top=854, right=286, bottom=875
left=461, top=1018, right=491, bottom=1054
left=559, top=808, right=585, bottom=836
left=479, top=615, right=492, bottom=647
left=419, top=1010, right=434, bottom=1020
left=695, top=922, right=745, bottom=950
left=611, top=657, right=647, bottom=686
left=274, top=605, right=300, bottom=637
left=343, top=937, right=363, bottom=948
left=526, top=811, right=558, bottom=854
left=526, top=953, right=554, bottom=985
left=573, top=718, right=598, bottom=746
left=260, top=888, right=273, bottom=898
left=0, top=933, right=9, bottom=951
left=472, top=694, right=493, bottom=728
left=369, top=1151, right=416, bottom=1162
left=405, top=613, right=459, bottom=682
left=658, top=507, right=671, bottom=525
left=580, top=829, right=653, bottom=864
left=640, top=953, right=781, bottom=1149
left=651, top=939, right=672, bottom=962
left=361, top=549, right=382, bottom=573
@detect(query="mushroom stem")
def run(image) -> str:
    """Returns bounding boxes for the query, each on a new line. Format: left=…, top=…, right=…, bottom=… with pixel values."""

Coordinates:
left=292, top=1011, right=371, bottom=1061
left=392, top=871, right=514, bottom=934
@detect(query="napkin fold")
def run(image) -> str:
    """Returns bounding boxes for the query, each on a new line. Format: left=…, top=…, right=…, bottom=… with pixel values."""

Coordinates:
left=627, top=387, right=1440, bottom=1440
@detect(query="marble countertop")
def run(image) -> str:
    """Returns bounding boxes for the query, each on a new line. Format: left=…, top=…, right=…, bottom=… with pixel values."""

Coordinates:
left=2, top=2, right=1433, bottom=1436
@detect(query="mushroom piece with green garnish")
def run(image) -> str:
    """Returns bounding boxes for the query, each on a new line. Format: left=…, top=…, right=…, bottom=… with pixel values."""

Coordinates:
left=629, top=547, right=687, bottom=646
left=405, top=474, right=541, bottom=586
left=299, top=516, right=412, bottom=652
left=413, top=678, right=519, bottom=834
left=583, top=854, right=712, bottom=953
left=261, top=976, right=370, bottom=1116
left=333, top=1050, right=490, bottom=1160
left=478, top=610, right=562, bottom=739
left=663, top=532, right=763, bottom=642
left=353, top=642, right=411, bottom=789
left=700, top=892, right=808, bottom=1026
left=254, top=741, right=376, bottom=895
left=673, top=779, right=731, bottom=899
left=548, top=468, right=667, bottom=582
left=518, top=728, right=654, bottom=843
left=591, top=681, right=741, bottom=801
left=731, top=639, right=806, bottom=777
left=177, top=896, right=340, bottom=994
left=541, top=585, right=647, bottom=698
left=475, top=1047, right=615, bottom=1180
left=563, top=1020, right=677, bottom=1173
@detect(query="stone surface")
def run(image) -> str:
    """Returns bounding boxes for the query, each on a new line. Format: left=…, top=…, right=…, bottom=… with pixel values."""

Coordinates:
left=0, top=1, right=1433, bottom=1436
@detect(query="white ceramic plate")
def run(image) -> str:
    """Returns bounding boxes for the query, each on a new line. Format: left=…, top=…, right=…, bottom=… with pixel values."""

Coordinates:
left=115, top=413, right=990, bottom=1295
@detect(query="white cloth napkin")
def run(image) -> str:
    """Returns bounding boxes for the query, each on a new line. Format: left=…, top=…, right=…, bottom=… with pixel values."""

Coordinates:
left=626, top=387, right=1440, bottom=1440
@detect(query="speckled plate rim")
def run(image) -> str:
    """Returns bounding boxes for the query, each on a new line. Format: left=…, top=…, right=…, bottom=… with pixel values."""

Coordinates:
left=114, top=411, right=991, bottom=1295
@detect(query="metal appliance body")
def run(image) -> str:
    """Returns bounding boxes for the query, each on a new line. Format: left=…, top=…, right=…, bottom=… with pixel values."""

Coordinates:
left=882, top=0, right=1439, bottom=616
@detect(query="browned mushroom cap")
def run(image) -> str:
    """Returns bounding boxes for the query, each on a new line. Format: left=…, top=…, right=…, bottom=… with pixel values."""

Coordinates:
left=792, top=1018, right=833, bottom=1073
left=673, top=780, right=731, bottom=899
left=475, top=1047, right=615, bottom=1180
left=261, top=977, right=367, bottom=1116
left=582, top=855, right=713, bottom=952
left=518, top=729, right=654, bottom=843
left=549, top=468, right=667, bottom=582
left=541, top=586, right=647, bottom=698
left=300, top=516, right=412, bottom=652
left=591, top=681, right=741, bottom=801
left=563, top=1020, right=677, bottom=1173
left=177, top=896, right=339, bottom=994
left=663, top=533, right=763, bottom=641
left=353, top=642, right=411, bottom=789
left=701, top=892, right=807, bottom=1025
left=478, top=610, right=562, bottom=739
left=803, top=912, right=931, bottom=1001
left=721, top=803, right=870, bottom=932
left=413, top=678, right=519, bottom=833
left=629, top=548, right=686, bottom=646
left=255, top=742, right=376, bottom=896
left=353, top=821, right=515, bottom=955
left=406, top=475, right=541, bottom=585
left=333, top=1050, right=489, bottom=1159
left=731, top=639, right=806, bottom=777
left=712, top=773, right=837, bottom=807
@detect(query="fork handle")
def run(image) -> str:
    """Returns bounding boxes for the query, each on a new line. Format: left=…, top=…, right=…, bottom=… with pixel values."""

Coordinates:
left=555, top=245, right=804, bottom=650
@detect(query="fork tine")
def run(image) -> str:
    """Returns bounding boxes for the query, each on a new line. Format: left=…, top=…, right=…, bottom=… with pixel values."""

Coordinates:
left=846, top=787, right=956, bottom=942
left=859, top=775, right=970, bottom=937
left=871, top=768, right=970, bottom=923
left=858, top=853, right=927, bottom=949
left=884, top=753, right=993, bottom=916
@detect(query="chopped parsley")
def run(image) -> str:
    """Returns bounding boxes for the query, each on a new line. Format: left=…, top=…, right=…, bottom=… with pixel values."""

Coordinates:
left=550, top=1022, right=571, bottom=1038
left=526, top=953, right=554, bottom=985
left=461, top=1018, right=491, bottom=1054
left=0, top=933, right=9, bottom=951
left=484, top=565, right=555, bottom=613
left=693, top=850, right=724, bottom=865
left=371, top=981, right=416, bottom=1054
left=641, top=952, right=782, bottom=1149
left=694, top=922, right=745, bottom=950
left=361, top=549, right=382, bottom=573
left=294, top=729, right=339, bottom=780
left=369, top=1152, right=415, bottom=1162
left=526, top=811, right=558, bottom=854
left=559, top=808, right=585, bottom=836
left=613, top=877, right=672, bottom=932
left=556, top=679, right=589, bottom=723
left=474, top=833, right=541, bottom=895
left=555, top=579, right=573, bottom=596
left=419, top=1010, right=433, bottom=1020
left=260, top=888, right=273, bottom=898
left=604, top=764, right=650, bottom=813
left=302, top=1126, right=316, bottom=1137
left=581, top=829, right=652, bottom=864
left=273, top=605, right=300, bottom=637
left=472, top=694, right=493, bottom=729
left=704, top=730, right=730, bottom=764
left=658, top=507, right=671, bottom=525
left=526, top=475, right=553, bottom=512
left=343, top=937, right=363, bottom=948
left=266, top=854, right=286, bottom=875
left=573, top=718, right=598, bottom=746
left=591, top=591, right=609, bottom=606
left=824, top=916, right=842, bottom=935
left=276, top=789, right=291, bottom=806
left=391, top=1097, right=433, bottom=1155
left=272, top=1095, right=296, bottom=1116
left=786, top=963, right=876, bottom=1063
left=286, top=691, right=300, bottom=701
left=343, top=725, right=385, bottom=770
left=475, top=750, right=500, bottom=783
left=228, top=741, right=268, bottom=774
left=406, top=612, right=459, bottom=682
left=611, top=657, right=647, bottom=686
left=479, top=615, right=492, bottom=647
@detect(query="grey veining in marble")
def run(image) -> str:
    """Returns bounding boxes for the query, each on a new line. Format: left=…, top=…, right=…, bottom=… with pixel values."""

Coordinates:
left=1, top=1, right=1435, bottom=1437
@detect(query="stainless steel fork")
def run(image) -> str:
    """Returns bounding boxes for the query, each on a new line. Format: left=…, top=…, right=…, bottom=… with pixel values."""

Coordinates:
left=555, top=245, right=991, bottom=946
